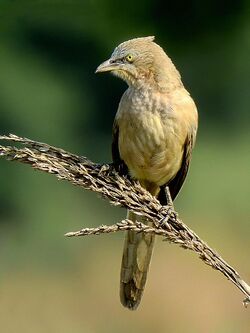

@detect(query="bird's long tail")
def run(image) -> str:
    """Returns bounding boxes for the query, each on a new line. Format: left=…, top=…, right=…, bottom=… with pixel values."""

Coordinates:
left=120, top=210, right=155, bottom=310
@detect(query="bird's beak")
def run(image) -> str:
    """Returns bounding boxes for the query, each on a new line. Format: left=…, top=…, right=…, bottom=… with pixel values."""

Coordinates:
left=95, top=59, right=120, bottom=73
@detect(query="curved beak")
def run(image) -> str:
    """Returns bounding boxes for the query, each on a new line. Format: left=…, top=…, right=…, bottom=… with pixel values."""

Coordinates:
left=95, top=59, right=120, bottom=73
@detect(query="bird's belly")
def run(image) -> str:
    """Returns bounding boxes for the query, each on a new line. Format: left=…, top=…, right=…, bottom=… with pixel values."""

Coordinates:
left=118, top=113, right=183, bottom=186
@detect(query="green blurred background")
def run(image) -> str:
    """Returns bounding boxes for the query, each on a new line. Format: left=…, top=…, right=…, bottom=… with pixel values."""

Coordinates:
left=0, top=1, right=249, bottom=332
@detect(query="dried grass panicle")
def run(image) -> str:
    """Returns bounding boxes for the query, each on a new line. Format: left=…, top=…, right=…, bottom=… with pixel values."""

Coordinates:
left=0, top=133, right=249, bottom=307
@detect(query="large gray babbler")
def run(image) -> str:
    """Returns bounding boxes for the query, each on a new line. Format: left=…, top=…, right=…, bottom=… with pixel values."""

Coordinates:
left=96, top=36, right=198, bottom=310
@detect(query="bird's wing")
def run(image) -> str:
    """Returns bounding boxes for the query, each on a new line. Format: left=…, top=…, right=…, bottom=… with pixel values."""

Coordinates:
left=159, top=129, right=196, bottom=203
left=112, top=120, right=128, bottom=175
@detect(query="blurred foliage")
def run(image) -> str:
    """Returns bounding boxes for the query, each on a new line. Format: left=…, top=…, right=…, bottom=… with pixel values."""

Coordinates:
left=0, top=1, right=249, bottom=332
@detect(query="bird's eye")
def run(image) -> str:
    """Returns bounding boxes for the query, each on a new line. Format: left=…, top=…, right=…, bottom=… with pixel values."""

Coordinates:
left=125, top=54, right=134, bottom=62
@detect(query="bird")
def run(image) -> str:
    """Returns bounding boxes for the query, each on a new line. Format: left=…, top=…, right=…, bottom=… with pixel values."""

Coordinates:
left=95, top=36, right=198, bottom=310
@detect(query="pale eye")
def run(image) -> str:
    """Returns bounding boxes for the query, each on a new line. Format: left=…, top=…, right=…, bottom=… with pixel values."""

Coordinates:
left=125, top=54, right=134, bottom=62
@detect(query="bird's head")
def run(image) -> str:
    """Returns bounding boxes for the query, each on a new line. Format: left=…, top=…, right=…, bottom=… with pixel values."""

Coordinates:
left=96, top=36, right=181, bottom=91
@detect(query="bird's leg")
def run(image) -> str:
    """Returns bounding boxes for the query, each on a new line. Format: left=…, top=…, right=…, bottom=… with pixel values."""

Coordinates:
left=111, top=161, right=129, bottom=178
left=158, top=186, right=174, bottom=228
left=164, top=185, right=174, bottom=207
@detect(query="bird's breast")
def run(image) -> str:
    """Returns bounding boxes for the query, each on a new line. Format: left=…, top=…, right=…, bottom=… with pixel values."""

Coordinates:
left=116, top=89, right=187, bottom=186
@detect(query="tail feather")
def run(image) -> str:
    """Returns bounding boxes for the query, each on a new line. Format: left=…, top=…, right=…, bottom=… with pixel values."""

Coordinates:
left=120, top=210, right=155, bottom=310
